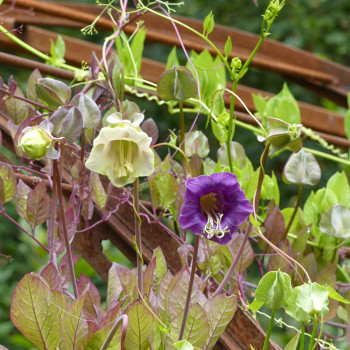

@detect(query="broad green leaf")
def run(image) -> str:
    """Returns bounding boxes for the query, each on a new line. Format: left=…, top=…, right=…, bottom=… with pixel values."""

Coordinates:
left=166, top=46, right=180, bottom=70
left=60, top=295, right=89, bottom=350
left=217, top=141, right=246, bottom=169
left=295, top=282, right=329, bottom=316
left=283, top=149, right=321, bottom=185
left=49, top=35, right=66, bottom=64
left=203, top=11, right=215, bottom=37
left=174, top=340, right=194, bottom=350
left=108, top=53, right=124, bottom=101
left=170, top=304, right=209, bottom=348
left=0, top=162, right=16, bottom=204
left=71, top=93, right=101, bottom=129
left=327, top=171, right=350, bottom=208
left=252, top=94, right=268, bottom=128
left=285, top=285, right=311, bottom=323
left=319, top=204, right=350, bottom=239
left=26, top=181, right=50, bottom=228
left=265, top=83, right=301, bottom=125
left=253, top=270, right=292, bottom=309
left=10, top=273, right=66, bottom=350
left=261, top=172, right=280, bottom=205
left=90, top=172, right=107, bottom=210
left=285, top=331, right=300, bottom=350
left=36, top=78, right=71, bottom=108
left=157, top=66, right=197, bottom=102
left=224, top=36, right=232, bottom=59
left=5, top=84, right=29, bottom=125
left=326, top=285, right=350, bottom=304
left=203, top=294, right=237, bottom=350
left=153, top=247, right=167, bottom=294
left=125, top=301, right=154, bottom=350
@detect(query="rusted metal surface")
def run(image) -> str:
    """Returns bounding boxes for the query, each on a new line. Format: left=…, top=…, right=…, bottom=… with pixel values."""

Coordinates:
left=0, top=22, right=348, bottom=147
left=2, top=1, right=349, bottom=106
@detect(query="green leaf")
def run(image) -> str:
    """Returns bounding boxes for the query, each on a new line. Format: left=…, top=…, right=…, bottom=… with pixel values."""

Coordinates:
left=203, top=11, right=215, bottom=37
left=0, top=162, right=16, bottom=204
left=157, top=66, right=197, bottom=102
left=10, top=273, right=67, bottom=350
left=36, top=78, right=71, bottom=108
left=319, top=204, right=350, bottom=239
left=166, top=46, right=180, bottom=70
left=224, top=36, right=232, bottom=59
left=261, top=172, right=280, bottom=205
left=60, top=295, right=89, bottom=350
left=49, top=35, right=66, bottom=64
left=253, top=270, right=292, bottom=309
left=85, top=323, right=121, bottom=350
left=252, top=94, right=268, bottom=129
left=283, top=149, right=321, bottom=185
left=326, top=171, right=350, bottom=208
left=108, top=53, right=124, bottom=101
left=125, top=301, right=154, bottom=350
left=285, top=331, right=300, bottom=350
left=153, top=247, right=167, bottom=294
left=26, top=181, right=50, bottom=228
left=265, top=83, right=301, bottom=125
left=203, top=294, right=237, bottom=349
left=143, top=257, right=156, bottom=297
left=90, top=172, right=107, bottom=210
left=16, top=179, right=31, bottom=221
left=326, top=285, right=350, bottom=304
left=170, top=304, right=209, bottom=349
left=174, top=340, right=194, bottom=350
left=285, top=285, right=311, bottom=323
left=295, top=282, right=329, bottom=316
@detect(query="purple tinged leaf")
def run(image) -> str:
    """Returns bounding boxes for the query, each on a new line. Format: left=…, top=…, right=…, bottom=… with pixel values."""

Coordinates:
left=157, top=271, right=173, bottom=318
left=125, top=300, right=154, bottom=350
left=153, top=247, right=167, bottom=294
left=189, top=153, right=204, bottom=178
left=0, top=129, right=2, bottom=149
left=90, top=172, right=107, bottom=210
left=62, top=107, right=83, bottom=143
left=40, top=262, right=61, bottom=290
left=55, top=207, right=76, bottom=254
left=10, top=273, right=67, bottom=350
left=261, top=201, right=286, bottom=250
left=26, top=181, right=50, bottom=228
left=168, top=268, right=206, bottom=320
left=60, top=295, right=90, bottom=350
left=106, top=263, right=136, bottom=311
left=26, top=69, right=42, bottom=102
left=100, top=303, right=122, bottom=328
left=36, top=78, right=71, bottom=108
left=71, top=93, right=101, bottom=129
left=143, top=257, right=156, bottom=298
left=227, top=235, right=254, bottom=273
left=5, top=82, right=29, bottom=125
left=59, top=248, right=80, bottom=290
left=85, top=322, right=122, bottom=350
left=203, top=294, right=237, bottom=350
left=0, top=162, right=16, bottom=204
left=177, top=243, right=194, bottom=267
left=169, top=304, right=209, bottom=348
left=267, top=239, right=291, bottom=273
left=0, top=345, right=9, bottom=350
left=141, top=118, right=158, bottom=146
left=16, top=179, right=31, bottom=220
left=185, top=131, right=209, bottom=158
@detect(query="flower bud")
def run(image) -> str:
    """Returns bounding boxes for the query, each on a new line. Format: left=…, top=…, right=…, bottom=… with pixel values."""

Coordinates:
left=19, top=126, right=53, bottom=160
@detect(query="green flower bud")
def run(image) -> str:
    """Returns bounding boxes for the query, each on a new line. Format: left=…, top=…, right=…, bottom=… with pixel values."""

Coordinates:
left=19, top=126, right=53, bottom=160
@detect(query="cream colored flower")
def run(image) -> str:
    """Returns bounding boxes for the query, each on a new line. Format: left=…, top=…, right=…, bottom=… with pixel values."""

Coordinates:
left=85, top=113, right=154, bottom=187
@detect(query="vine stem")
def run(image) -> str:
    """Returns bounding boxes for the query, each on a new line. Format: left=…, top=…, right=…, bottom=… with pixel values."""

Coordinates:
left=285, top=184, right=302, bottom=235
left=308, top=314, right=318, bottom=350
left=300, top=323, right=305, bottom=350
left=100, top=315, right=128, bottom=350
left=53, top=160, right=79, bottom=299
left=214, top=221, right=252, bottom=296
left=179, top=101, right=189, bottom=176
left=178, top=235, right=200, bottom=340
left=133, top=178, right=143, bottom=297
left=253, top=142, right=271, bottom=218
left=262, top=308, right=275, bottom=350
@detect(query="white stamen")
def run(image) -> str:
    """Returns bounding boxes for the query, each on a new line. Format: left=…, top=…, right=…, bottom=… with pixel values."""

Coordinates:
left=203, top=213, right=230, bottom=240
